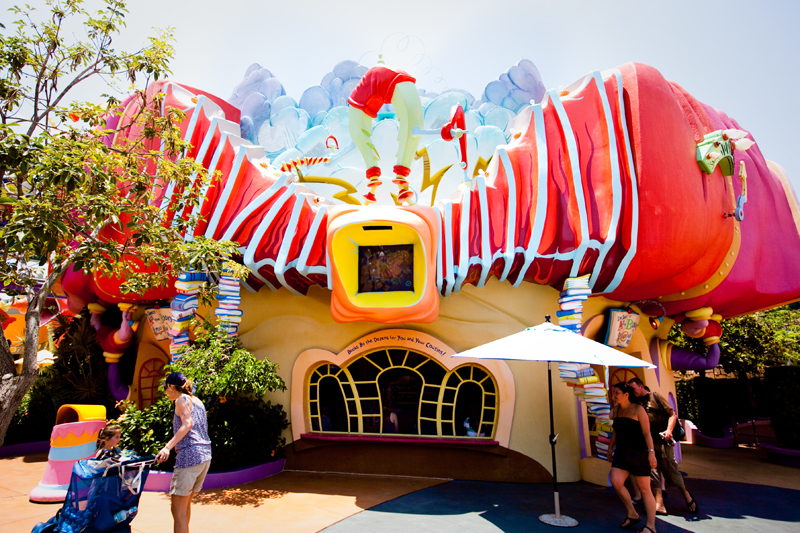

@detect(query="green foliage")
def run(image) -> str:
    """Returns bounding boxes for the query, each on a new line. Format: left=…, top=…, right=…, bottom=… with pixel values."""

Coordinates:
left=674, top=376, right=767, bottom=437
left=0, top=0, right=247, bottom=343
left=50, top=313, right=108, bottom=402
left=671, top=307, right=800, bottom=438
left=764, top=366, right=800, bottom=449
left=204, top=397, right=288, bottom=472
left=115, top=396, right=175, bottom=468
left=760, top=305, right=800, bottom=357
left=5, top=364, right=60, bottom=445
left=5, top=313, right=122, bottom=444
left=669, top=306, right=800, bottom=378
left=0, top=0, right=248, bottom=445
left=169, top=320, right=286, bottom=399
left=114, top=325, right=289, bottom=471
left=674, top=379, right=699, bottom=427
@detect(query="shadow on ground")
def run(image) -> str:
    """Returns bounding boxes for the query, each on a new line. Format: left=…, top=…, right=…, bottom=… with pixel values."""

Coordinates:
left=322, top=478, right=800, bottom=532
left=191, top=487, right=288, bottom=507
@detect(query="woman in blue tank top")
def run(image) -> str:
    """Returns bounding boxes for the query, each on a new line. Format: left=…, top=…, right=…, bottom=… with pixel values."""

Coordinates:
left=156, top=372, right=212, bottom=533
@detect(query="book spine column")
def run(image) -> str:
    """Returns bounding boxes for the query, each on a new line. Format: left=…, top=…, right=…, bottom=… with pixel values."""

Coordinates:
left=556, top=274, right=591, bottom=335
left=215, top=269, right=242, bottom=337
left=558, top=364, right=613, bottom=460
left=169, top=270, right=206, bottom=362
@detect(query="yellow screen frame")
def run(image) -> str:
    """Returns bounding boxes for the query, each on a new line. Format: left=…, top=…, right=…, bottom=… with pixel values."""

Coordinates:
left=331, top=221, right=428, bottom=309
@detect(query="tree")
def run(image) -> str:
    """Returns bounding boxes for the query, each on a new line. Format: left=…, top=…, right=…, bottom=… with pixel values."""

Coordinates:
left=116, top=322, right=288, bottom=471
left=0, top=0, right=246, bottom=445
left=669, top=306, right=800, bottom=379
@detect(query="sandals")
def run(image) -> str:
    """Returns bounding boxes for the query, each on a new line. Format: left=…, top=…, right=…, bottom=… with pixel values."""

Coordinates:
left=638, top=527, right=656, bottom=533
left=620, top=515, right=641, bottom=529
left=686, top=492, right=699, bottom=514
left=631, top=497, right=642, bottom=505
left=655, top=507, right=668, bottom=516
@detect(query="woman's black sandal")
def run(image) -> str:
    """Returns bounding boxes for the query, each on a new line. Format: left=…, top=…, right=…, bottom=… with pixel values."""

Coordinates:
left=686, top=492, right=698, bottom=514
left=621, top=515, right=641, bottom=529
left=638, top=526, right=656, bottom=533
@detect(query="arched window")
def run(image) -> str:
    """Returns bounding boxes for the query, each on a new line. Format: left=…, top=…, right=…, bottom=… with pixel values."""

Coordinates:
left=307, top=348, right=498, bottom=439
left=136, top=357, right=167, bottom=409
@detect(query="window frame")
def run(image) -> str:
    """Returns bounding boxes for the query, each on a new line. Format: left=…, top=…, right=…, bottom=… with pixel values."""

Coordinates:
left=291, top=330, right=516, bottom=449
left=307, top=350, right=498, bottom=439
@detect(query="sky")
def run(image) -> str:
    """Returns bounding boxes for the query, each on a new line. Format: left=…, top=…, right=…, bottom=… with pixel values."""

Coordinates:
left=8, top=0, right=800, bottom=193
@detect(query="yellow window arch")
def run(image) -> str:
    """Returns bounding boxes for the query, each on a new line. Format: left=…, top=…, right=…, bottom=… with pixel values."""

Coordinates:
left=291, top=329, right=515, bottom=449
left=307, top=348, right=498, bottom=439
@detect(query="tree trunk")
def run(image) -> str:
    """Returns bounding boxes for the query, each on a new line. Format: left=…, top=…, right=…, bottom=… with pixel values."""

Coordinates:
left=0, top=372, right=38, bottom=447
left=0, top=287, right=48, bottom=447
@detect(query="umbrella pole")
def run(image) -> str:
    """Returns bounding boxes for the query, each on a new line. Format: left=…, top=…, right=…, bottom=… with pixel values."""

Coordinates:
left=548, top=361, right=559, bottom=512
left=538, top=361, right=578, bottom=527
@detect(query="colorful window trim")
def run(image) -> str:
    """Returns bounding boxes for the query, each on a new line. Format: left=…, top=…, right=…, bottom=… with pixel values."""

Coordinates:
left=137, top=357, right=167, bottom=409
left=290, top=329, right=515, bottom=449
left=307, top=350, right=499, bottom=439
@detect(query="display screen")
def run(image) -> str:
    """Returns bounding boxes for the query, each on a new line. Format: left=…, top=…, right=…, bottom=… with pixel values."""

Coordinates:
left=358, top=244, right=414, bottom=293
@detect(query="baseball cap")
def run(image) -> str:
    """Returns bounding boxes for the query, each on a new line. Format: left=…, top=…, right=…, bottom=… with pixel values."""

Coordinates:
left=164, top=372, right=186, bottom=388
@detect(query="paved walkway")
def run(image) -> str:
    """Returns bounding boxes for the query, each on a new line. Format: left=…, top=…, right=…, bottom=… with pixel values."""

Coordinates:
left=2, top=445, right=799, bottom=532
left=324, top=476, right=800, bottom=532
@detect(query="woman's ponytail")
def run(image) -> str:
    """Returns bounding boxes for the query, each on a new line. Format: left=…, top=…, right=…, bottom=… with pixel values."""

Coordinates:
left=179, top=378, right=194, bottom=396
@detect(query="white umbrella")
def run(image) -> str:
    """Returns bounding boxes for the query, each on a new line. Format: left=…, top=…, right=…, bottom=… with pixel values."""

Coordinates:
left=454, top=317, right=655, bottom=528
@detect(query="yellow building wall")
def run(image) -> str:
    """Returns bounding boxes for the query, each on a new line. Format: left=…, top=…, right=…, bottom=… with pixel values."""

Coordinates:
left=236, top=276, right=674, bottom=483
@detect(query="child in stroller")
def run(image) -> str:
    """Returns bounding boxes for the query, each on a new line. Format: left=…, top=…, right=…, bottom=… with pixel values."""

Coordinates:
left=94, top=424, right=123, bottom=464
left=32, top=425, right=155, bottom=533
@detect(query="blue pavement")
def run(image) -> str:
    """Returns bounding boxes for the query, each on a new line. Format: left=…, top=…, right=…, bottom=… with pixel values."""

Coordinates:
left=322, top=478, right=800, bottom=532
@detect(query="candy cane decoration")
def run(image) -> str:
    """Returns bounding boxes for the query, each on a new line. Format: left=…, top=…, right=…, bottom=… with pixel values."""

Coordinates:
left=280, top=156, right=331, bottom=175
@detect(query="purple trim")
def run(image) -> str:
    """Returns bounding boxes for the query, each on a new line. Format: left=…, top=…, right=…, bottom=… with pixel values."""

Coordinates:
left=761, top=444, right=800, bottom=456
left=692, top=430, right=734, bottom=449
left=300, top=433, right=500, bottom=446
left=0, top=440, right=50, bottom=457
left=670, top=343, right=721, bottom=371
left=667, top=393, right=681, bottom=461
left=761, top=444, right=800, bottom=468
left=143, top=459, right=285, bottom=492
left=107, top=363, right=130, bottom=402
left=576, top=397, right=587, bottom=459
left=652, top=339, right=661, bottom=386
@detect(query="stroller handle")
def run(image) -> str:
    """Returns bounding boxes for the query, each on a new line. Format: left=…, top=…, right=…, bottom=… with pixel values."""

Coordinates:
left=103, top=455, right=157, bottom=478
left=120, top=455, right=157, bottom=466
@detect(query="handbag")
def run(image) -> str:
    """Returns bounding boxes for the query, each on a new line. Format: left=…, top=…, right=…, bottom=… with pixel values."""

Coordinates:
left=673, top=420, right=686, bottom=441
left=652, top=392, right=686, bottom=441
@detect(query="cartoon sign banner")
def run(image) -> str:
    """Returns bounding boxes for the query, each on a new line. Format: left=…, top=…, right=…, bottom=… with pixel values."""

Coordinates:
left=145, top=307, right=174, bottom=341
left=604, top=309, right=640, bottom=349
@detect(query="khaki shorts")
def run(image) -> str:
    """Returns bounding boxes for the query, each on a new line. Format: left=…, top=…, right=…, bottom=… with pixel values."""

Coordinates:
left=169, top=460, right=211, bottom=496
left=651, top=440, right=685, bottom=490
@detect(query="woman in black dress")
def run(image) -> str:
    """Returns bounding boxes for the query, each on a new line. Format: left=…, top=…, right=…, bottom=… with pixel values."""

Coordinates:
left=607, top=382, right=658, bottom=532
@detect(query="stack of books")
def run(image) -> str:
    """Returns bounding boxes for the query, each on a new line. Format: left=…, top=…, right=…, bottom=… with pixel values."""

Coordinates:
left=557, top=275, right=591, bottom=335
left=587, top=401, right=612, bottom=420
left=215, top=269, right=241, bottom=337
left=595, top=438, right=609, bottom=459
left=559, top=362, right=613, bottom=459
left=560, top=364, right=595, bottom=380
left=595, top=422, right=614, bottom=460
left=170, top=270, right=207, bottom=361
left=573, top=383, right=608, bottom=403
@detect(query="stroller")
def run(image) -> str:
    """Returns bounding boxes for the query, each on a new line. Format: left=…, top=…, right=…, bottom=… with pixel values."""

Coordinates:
left=32, top=454, right=156, bottom=533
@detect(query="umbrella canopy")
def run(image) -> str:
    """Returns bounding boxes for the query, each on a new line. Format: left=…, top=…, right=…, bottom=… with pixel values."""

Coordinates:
left=452, top=319, right=654, bottom=528
left=453, top=321, right=655, bottom=369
